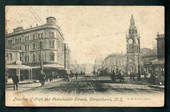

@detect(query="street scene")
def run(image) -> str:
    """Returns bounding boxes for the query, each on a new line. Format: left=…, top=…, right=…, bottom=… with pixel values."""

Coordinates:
left=5, top=6, right=164, bottom=106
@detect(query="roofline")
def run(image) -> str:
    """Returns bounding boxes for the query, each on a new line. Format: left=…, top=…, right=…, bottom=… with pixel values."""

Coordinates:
left=104, top=53, right=126, bottom=61
left=6, top=24, right=64, bottom=40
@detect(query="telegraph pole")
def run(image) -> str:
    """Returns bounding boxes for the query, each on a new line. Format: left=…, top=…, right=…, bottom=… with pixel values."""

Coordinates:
left=40, top=40, right=43, bottom=72
left=138, top=38, right=141, bottom=80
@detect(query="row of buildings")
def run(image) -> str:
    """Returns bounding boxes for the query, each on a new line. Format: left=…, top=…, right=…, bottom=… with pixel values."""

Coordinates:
left=5, top=17, right=71, bottom=81
left=94, top=15, right=164, bottom=82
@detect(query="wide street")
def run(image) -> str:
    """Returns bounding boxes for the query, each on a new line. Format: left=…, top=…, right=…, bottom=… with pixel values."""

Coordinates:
left=6, top=75, right=164, bottom=95
left=6, top=75, right=164, bottom=106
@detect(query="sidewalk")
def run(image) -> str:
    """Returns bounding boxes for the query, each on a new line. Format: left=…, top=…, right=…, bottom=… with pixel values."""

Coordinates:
left=6, top=78, right=63, bottom=92
left=149, top=85, right=164, bottom=89
left=6, top=79, right=39, bottom=86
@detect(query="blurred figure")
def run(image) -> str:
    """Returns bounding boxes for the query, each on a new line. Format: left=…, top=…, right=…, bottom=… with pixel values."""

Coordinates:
left=132, top=72, right=135, bottom=81
left=49, top=73, right=53, bottom=82
left=111, top=70, right=115, bottom=82
left=11, top=74, right=19, bottom=90
left=130, top=72, right=133, bottom=80
left=75, top=72, right=78, bottom=80
left=39, top=70, right=46, bottom=87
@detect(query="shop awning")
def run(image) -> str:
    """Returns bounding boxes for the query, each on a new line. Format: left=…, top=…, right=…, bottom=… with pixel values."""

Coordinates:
left=152, top=59, right=164, bottom=65
left=31, top=64, right=64, bottom=69
left=6, top=64, right=32, bottom=70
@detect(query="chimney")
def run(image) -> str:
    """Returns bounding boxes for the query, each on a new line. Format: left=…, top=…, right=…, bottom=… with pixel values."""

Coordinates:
left=13, top=27, right=24, bottom=33
left=46, top=17, right=56, bottom=25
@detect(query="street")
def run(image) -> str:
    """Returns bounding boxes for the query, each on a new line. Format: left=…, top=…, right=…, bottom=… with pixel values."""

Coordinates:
left=6, top=75, right=164, bottom=95
left=6, top=75, right=164, bottom=107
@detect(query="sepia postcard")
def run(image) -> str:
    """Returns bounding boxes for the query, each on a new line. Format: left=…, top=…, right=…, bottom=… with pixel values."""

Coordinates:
left=5, top=6, right=165, bottom=107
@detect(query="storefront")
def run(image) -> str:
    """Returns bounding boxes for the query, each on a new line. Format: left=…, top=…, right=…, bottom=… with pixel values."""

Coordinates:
left=6, top=64, right=32, bottom=81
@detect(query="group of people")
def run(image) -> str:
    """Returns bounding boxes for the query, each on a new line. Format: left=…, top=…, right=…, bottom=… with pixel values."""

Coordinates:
left=129, top=72, right=136, bottom=81
left=110, top=69, right=124, bottom=82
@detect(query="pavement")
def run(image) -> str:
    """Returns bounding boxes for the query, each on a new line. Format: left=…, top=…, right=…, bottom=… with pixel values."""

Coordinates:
left=6, top=78, right=63, bottom=92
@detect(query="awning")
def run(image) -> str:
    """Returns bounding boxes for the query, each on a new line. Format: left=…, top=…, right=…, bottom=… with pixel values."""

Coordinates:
left=6, top=64, right=32, bottom=70
left=31, top=64, right=64, bottom=70
left=152, top=59, right=164, bottom=65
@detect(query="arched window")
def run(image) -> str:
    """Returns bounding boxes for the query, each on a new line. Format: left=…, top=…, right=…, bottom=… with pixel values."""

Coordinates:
left=50, top=52, right=55, bottom=61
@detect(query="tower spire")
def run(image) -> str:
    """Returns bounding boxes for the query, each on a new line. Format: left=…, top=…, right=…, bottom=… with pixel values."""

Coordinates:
left=130, top=15, right=135, bottom=26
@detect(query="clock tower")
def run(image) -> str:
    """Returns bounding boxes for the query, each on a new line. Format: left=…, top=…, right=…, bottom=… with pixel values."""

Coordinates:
left=126, top=15, right=141, bottom=75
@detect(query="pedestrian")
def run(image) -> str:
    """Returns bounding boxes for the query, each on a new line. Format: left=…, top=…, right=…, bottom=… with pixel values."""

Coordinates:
left=118, top=70, right=122, bottom=82
left=49, top=73, right=53, bottom=82
left=39, top=70, right=46, bottom=87
left=130, top=72, right=132, bottom=80
left=75, top=72, right=78, bottom=80
left=132, top=72, right=135, bottom=81
left=11, top=74, right=19, bottom=90
left=111, top=70, right=115, bottom=82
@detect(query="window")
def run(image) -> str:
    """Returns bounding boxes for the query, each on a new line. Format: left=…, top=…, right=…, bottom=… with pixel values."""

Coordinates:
left=41, top=33, right=43, bottom=38
left=33, top=54, right=36, bottom=62
left=26, top=55, right=29, bottom=62
left=33, top=34, right=35, bottom=40
left=25, top=45, right=29, bottom=51
left=15, top=39, right=17, bottom=44
left=38, top=33, right=40, bottom=39
left=49, top=40, right=55, bottom=48
left=8, top=40, right=12, bottom=45
left=8, top=53, right=12, bottom=61
left=33, top=43, right=36, bottom=49
left=28, top=45, right=29, bottom=51
left=50, top=52, right=55, bottom=61
left=49, top=32, right=54, bottom=38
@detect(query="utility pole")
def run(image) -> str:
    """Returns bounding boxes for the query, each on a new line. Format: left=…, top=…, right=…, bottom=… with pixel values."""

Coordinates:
left=138, top=38, right=141, bottom=80
left=40, top=40, right=43, bottom=72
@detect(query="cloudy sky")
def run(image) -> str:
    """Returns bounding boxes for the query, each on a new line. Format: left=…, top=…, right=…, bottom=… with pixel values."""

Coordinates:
left=6, top=6, right=164, bottom=64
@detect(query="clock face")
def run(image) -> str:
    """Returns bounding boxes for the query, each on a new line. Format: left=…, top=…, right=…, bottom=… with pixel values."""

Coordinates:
left=128, top=39, right=133, bottom=44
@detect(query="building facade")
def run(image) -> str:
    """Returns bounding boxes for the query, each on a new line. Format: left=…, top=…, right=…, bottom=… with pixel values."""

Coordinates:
left=126, top=15, right=141, bottom=74
left=103, top=54, right=126, bottom=73
left=156, top=33, right=164, bottom=59
left=6, top=17, right=70, bottom=79
left=5, top=49, right=21, bottom=65
left=5, top=49, right=32, bottom=81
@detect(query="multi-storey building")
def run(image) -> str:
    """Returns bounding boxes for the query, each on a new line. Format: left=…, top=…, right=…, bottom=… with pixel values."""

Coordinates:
left=6, top=17, right=70, bottom=79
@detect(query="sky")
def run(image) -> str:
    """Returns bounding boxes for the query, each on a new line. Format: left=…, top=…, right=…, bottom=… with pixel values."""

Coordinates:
left=6, top=6, right=164, bottom=64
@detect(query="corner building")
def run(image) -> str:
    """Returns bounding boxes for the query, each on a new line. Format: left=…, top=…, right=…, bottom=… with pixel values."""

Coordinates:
left=6, top=17, right=70, bottom=79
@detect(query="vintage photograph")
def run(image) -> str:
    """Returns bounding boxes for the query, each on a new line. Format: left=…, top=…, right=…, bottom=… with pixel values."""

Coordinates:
left=5, top=6, right=164, bottom=107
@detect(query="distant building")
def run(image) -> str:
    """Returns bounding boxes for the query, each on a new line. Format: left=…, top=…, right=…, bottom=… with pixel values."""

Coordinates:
left=93, top=58, right=103, bottom=74
left=6, top=17, right=70, bottom=79
left=103, top=54, right=126, bottom=73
